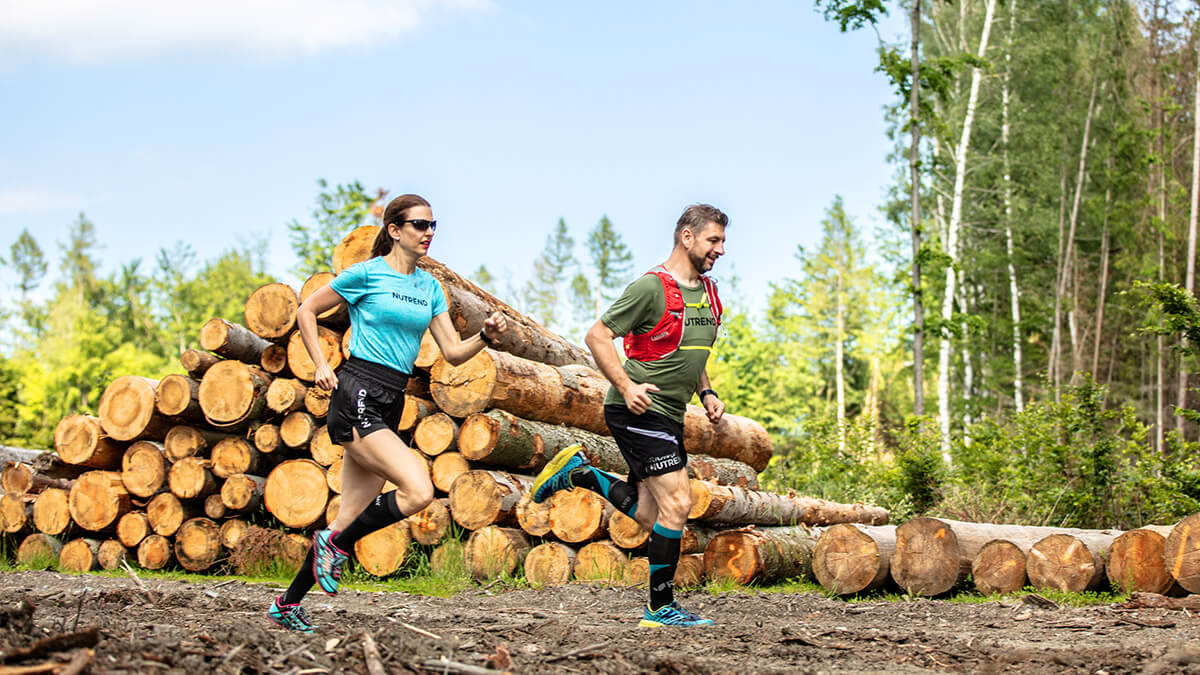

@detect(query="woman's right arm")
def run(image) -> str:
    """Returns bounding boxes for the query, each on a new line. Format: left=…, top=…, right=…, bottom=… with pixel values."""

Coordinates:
left=298, top=285, right=346, bottom=390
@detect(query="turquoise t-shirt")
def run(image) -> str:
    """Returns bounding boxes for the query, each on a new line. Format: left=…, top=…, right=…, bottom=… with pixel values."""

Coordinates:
left=329, top=257, right=449, bottom=374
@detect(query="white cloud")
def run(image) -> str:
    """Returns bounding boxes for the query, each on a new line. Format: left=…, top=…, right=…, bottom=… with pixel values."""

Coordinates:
left=0, top=186, right=79, bottom=214
left=0, top=0, right=491, bottom=63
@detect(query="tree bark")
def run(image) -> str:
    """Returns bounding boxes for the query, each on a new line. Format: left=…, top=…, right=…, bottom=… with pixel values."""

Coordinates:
left=266, top=378, right=308, bottom=415
left=688, top=481, right=885, bottom=526
left=59, top=538, right=101, bottom=573
left=466, top=525, right=530, bottom=581
left=407, top=498, right=451, bottom=546
left=279, top=411, right=317, bottom=449
left=1002, top=0, right=1023, bottom=411
left=398, top=395, right=437, bottom=432
left=524, top=541, right=577, bottom=585
left=354, top=521, right=411, bottom=577
left=417, top=255, right=597, bottom=369
left=447, top=470, right=532, bottom=531
left=627, top=554, right=705, bottom=589
left=120, top=441, right=168, bottom=498
left=704, top=525, right=819, bottom=585
left=54, top=415, right=124, bottom=468
left=286, top=327, right=344, bottom=384
left=414, top=413, right=459, bottom=456
left=33, top=488, right=71, bottom=536
left=116, top=512, right=150, bottom=548
left=147, top=493, right=200, bottom=537
left=548, top=488, right=612, bottom=543
left=154, top=374, right=204, bottom=420
left=167, top=457, right=218, bottom=500
left=1027, top=532, right=1118, bottom=593
left=220, top=473, right=265, bottom=513
left=211, top=437, right=262, bottom=479
left=938, top=0, right=997, bottom=460
left=68, top=471, right=131, bottom=532
left=137, top=534, right=173, bottom=570
left=96, top=539, right=129, bottom=570
left=180, top=348, right=220, bottom=379
left=909, top=0, right=924, bottom=416
left=1107, top=525, right=1178, bottom=594
left=244, top=282, right=298, bottom=340
left=813, top=524, right=897, bottom=595
left=99, top=376, right=174, bottom=443
left=264, top=459, right=329, bottom=529
left=199, top=318, right=270, bottom=364
left=300, top=272, right=350, bottom=327
left=431, top=452, right=471, bottom=494
left=573, top=540, right=628, bottom=583
left=198, top=360, right=272, bottom=428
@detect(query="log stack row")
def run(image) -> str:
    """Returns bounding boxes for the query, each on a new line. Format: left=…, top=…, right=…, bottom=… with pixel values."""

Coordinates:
left=1, top=244, right=889, bottom=590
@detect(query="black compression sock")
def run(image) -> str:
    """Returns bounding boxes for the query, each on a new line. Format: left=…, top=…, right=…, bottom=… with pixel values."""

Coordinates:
left=331, top=490, right=407, bottom=551
left=568, top=466, right=638, bottom=517
left=280, top=545, right=317, bottom=605
left=648, top=523, right=683, bottom=611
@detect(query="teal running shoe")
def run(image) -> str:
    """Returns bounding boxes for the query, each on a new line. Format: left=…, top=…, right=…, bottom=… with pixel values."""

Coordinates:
left=531, top=444, right=588, bottom=503
left=312, top=529, right=349, bottom=596
left=639, top=602, right=714, bottom=628
left=266, top=597, right=315, bottom=633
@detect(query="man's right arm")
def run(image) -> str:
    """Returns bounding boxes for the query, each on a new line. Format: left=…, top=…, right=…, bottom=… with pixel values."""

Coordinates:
left=585, top=320, right=658, bottom=415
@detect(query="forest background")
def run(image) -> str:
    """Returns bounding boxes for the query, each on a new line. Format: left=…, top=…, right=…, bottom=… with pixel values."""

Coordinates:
left=5, top=0, right=1200, bottom=531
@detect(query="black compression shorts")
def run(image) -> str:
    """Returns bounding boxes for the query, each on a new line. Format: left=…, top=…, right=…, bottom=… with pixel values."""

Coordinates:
left=603, top=404, right=687, bottom=482
left=327, top=356, right=409, bottom=444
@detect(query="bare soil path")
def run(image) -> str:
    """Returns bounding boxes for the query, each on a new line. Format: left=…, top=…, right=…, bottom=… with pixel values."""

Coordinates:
left=1, top=570, right=1199, bottom=673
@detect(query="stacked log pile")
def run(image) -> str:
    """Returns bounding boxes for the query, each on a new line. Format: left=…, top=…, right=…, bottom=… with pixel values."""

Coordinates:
left=3, top=248, right=887, bottom=589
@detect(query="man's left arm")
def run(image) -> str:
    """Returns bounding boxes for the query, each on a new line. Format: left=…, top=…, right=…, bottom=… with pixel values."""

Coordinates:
left=696, top=370, right=725, bottom=425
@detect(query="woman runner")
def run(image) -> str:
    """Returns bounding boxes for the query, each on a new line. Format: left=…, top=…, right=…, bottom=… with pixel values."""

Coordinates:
left=267, top=193, right=507, bottom=632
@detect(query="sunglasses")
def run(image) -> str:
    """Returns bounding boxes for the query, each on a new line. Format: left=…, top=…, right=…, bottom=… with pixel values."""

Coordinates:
left=402, top=219, right=437, bottom=232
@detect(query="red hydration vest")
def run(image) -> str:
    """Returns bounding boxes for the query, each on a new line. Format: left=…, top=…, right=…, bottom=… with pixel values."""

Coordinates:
left=622, top=267, right=723, bottom=362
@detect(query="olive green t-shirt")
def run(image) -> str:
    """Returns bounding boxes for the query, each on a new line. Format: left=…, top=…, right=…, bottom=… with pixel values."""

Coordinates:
left=601, top=274, right=718, bottom=422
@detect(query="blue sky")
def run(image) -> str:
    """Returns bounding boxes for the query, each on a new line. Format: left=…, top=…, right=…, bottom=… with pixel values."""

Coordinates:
left=0, top=0, right=905, bottom=317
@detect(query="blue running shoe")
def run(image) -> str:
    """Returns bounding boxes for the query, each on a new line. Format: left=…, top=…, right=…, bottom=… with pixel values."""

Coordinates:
left=639, top=602, right=714, bottom=628
left=266, top=596, right=315, bottom=633
left=531, top=444, right=588, bottom=504
left=312, top=529, right=349, bottom=596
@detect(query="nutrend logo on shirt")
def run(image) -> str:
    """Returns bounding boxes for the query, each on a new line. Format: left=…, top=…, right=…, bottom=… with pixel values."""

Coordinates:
left=391, top=293, right=429, bottom=306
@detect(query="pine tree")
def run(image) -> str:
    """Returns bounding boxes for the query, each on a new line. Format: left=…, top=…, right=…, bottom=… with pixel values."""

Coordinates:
left=288, top=179, right=386, bottom=277
left=523, top=219, right=576, bottom=330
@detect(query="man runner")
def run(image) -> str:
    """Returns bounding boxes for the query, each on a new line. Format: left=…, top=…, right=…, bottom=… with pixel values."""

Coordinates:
left=531, top=204, right=728, bottom=628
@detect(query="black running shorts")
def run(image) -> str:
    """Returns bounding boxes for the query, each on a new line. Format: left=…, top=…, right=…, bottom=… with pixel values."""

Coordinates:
left=603, top=404, right=687, bottom=482
left=327, top=356, right=409, bottom=444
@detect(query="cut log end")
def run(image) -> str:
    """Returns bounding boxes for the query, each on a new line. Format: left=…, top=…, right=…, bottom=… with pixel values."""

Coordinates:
left=466, top=526, right=529, bottom=581
left=971, top=540, right=1027, bottom=595
left=573, top=541, right=627, bottom=583
left=524, top=542, right=576, bottom=586
left=244, top=282, right=299, bottom=340
left=175, top=518, right=221, bottom=571
left=1108, top=528, right=1174, bottom=594
left=1166, top=515, right=1200, bottom=593
left=264, top=460, right=329, bottom=529
left=355, top=521, right=411, bottom=577
left=813, top=524, right=892, bottom=596
left=1026, top=534, right=1104, bottom=593
left=890, top=517, right=962, bottom=597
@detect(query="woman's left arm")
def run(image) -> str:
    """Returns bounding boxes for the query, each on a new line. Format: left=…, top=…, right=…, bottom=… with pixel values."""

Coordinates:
left=428, top=311, right=509, bottom=366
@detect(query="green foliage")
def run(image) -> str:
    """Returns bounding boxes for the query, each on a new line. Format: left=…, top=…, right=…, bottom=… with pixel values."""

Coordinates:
left=523, top=219, right=577, bottom=331
left=287, top=179, right=384, bottom=277
left=471, top=265, right=497, bottom=295
left=814, top=0, right=888, bottom=32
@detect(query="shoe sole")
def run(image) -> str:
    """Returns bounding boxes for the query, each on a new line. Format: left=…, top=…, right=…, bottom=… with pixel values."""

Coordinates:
left=530, top=444, right=584, bottom=503
left=266, top=611, right=313, bottom=634
left=638, top=619, right=713, bottom=627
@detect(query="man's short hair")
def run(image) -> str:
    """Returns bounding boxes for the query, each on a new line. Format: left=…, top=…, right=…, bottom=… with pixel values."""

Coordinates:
left=674, top=204, right=729, bottom=244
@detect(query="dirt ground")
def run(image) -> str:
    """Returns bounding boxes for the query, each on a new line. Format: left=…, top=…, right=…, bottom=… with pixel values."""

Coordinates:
left=2, top=571, right=1200, bottom=673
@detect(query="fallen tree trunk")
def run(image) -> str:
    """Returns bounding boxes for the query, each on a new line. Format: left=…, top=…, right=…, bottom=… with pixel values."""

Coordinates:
left=266, top=378, right=308, bottom=415
left=59, top=538, right=101, bottom=573
left=458, top=409, right=611, bottom=472
left=1027, top=532, right=1120, bottom=593
left=1165, top=514, right=1200, bottom=593
left=154, top=375, right=203, bottom=420
left=687, top=455, right=759, bottom=490
left=120, top=441, right=168, bottom=498
left=199, top=318, right=270, bottom=364
left=447, top=470, right=532, bottom=531
left=97, top=539, right=129, bottom=570
left=681, top=407, right=772, bottom=472
left=431, top=452, right=470, bottom=494
left=211, top=437, right=263, bottom=479
left=1, top=462, right=71, bottom=496
left=813, top=524, right=896, bottom=596
left=33, top=488, right=71, bottom=536
left=244, top=282, right=298, bottom=340
left=167, top=457, right=218, bottom=500
left=98, top=377, right=173, bottom=442
left=1106, top=526, right=1178, bottom=594
left=408, top=498, right=451, bottom=546
left=524, top=541, right=577, bottom=585
left=788, top=495, right=889, bottom=526
left=300, top=272, right=349, bottom=327
left=466, top=525, right=529, bottom=581
left=573, top=540, right=627, bottom=583
left=116, top=512, right=150, bottom=548
left=417, top=256, right=597, bottom=369
left=147, top=493, right=199, bottom=537
left=414, top=331, right=440, bottom=370
left=180, top=349, right=220, bottom=379
left=68, top=471, right=131, bottom=532
left=687, top=482, right=809, bottom=525
left=264, top=459, right=329, bottom=529
left=220, top=474, right=265, bottom=513
left=548, top=488, right=613, bottom=543
left=54, top=415, right=124, bottom=468
left=175, top=517, right=221, bottom=571
left=286, top=327, right=343, bottom=383
left=414, top=413, right=459, bottom=456
left=198, top=361, right=272, bottom=429
left=704, top=525, right=819, bottom=585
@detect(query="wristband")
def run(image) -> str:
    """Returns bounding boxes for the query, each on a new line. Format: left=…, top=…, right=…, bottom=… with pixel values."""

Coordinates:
left=479, top=329, right=495, bottom=346
left=699, top=389, right=719, bottom=401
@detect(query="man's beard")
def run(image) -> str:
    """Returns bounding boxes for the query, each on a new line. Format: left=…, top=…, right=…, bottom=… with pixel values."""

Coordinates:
left=688, top=249, right=712, bottom=274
